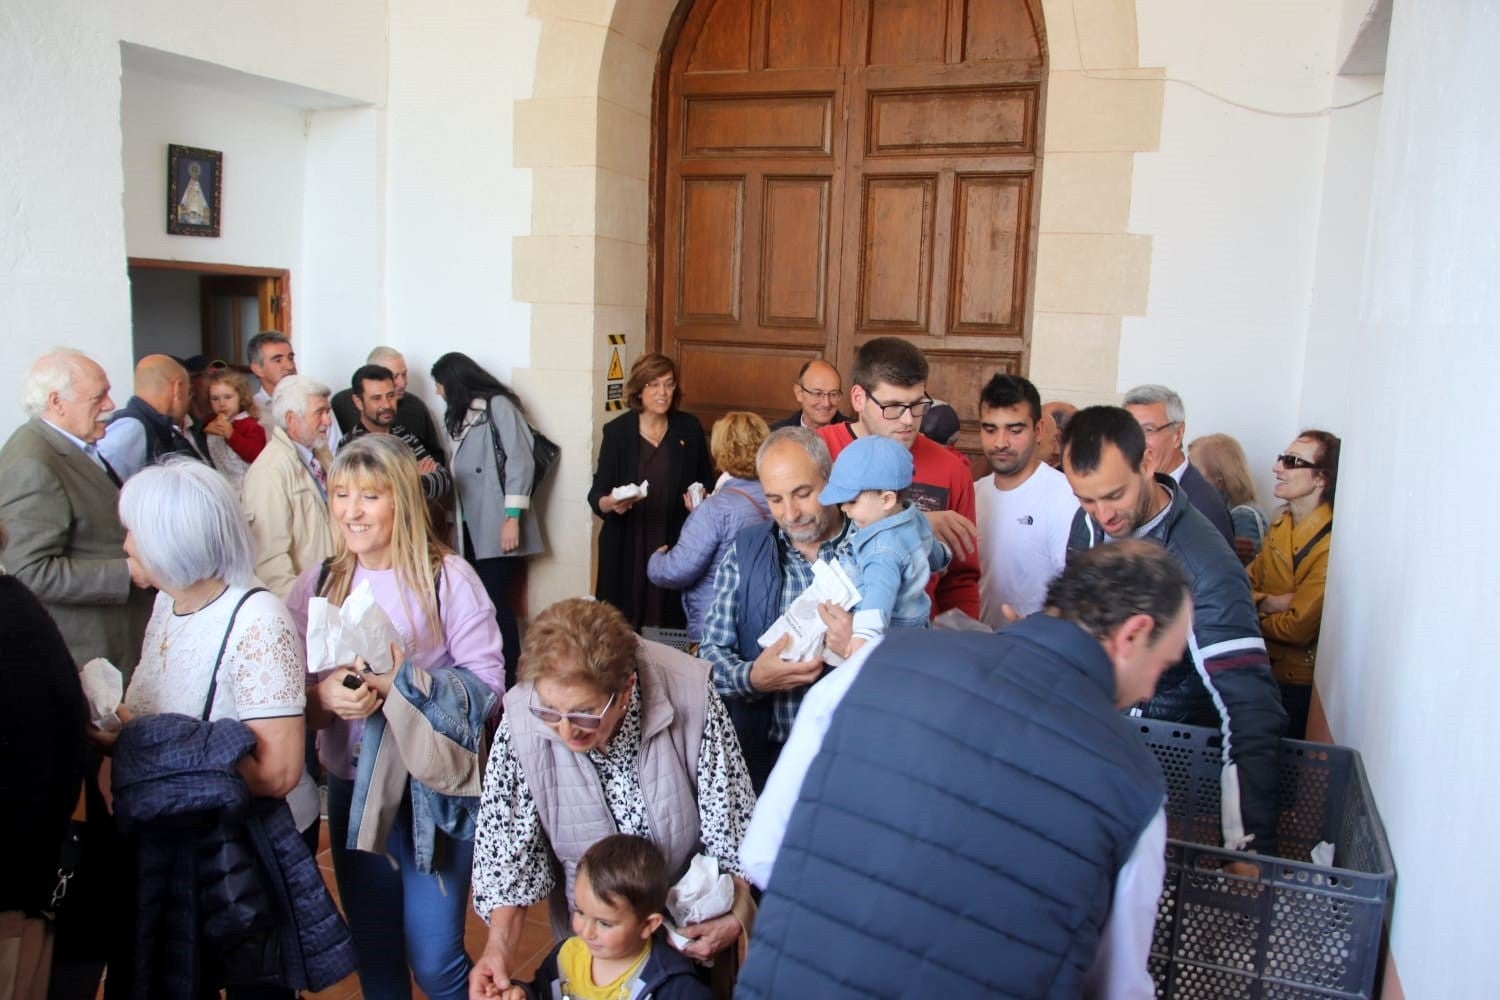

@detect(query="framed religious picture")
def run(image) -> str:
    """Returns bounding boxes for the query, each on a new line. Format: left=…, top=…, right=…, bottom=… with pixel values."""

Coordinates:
left=166, top=144, right=223, bottom=237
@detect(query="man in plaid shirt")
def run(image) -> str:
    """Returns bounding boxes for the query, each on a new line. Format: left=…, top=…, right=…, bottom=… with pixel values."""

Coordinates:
left=698, top=427, right=853, bottom=791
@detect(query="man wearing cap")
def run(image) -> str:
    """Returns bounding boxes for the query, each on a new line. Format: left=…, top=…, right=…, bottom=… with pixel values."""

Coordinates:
left=820, top=434, right=949, bottom=654
left=817, top=337, right=981, bottom=620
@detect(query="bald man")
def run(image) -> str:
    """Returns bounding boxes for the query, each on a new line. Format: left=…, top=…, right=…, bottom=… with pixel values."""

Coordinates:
left=1037, top=401, right=1077, bottom=469
left=97, top=354, right=203, bottom=482
left=769, top=359, right=851, bottom=431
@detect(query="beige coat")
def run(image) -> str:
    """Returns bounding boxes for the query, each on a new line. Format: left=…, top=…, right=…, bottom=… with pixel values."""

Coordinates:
left=242, top=427, right=334, bottom=598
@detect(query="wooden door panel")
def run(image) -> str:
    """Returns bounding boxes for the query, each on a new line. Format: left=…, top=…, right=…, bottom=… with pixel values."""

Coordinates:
left=964, top=0, right=1045, bottom=63
left=682, top=94, right=834, bottom=157
left=867, top=0, right=949, bottom=65
left=688, top=0, right=753, bottom=71
left=949, top=174, right=1029, bottom=334
left=760, top=176, right=832, bottom=327
left=854, top=175, right=937, bottom=332
left=866, top=85, right=1036, bottom=156
left=677, top=342, right=822, bottom=426
left=766, top=0, right=844, bottom=68
left=677, top=177, right=745, bottom=324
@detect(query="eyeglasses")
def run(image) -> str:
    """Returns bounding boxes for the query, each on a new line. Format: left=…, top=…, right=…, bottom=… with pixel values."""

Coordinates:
left=528, top=690, right=618, bottom=731
left=796, top=384, right=842, bottom=402
left=866, top=392, right=933, bottom=421
left=1276, top=453, right=1322, bottom=471
left=1139, top=421, right=1181, bottom=436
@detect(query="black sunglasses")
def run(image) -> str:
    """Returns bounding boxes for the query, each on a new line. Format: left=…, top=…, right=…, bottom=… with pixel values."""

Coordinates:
left=1276, top=453, right=1322, bottom=471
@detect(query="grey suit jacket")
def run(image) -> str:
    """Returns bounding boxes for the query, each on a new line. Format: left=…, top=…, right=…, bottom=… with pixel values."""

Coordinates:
left=0, top=418, right=152, bottom=674
left=450, top=396, right=546, bottom=560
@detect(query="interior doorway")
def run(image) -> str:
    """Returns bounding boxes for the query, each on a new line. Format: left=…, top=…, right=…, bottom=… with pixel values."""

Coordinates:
left=652, top=0, right=1046, bottom=456
left=127, top=258, right=291, bottom=365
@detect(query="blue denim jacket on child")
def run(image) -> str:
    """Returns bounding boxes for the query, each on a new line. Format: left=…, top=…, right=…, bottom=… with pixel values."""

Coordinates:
left=841, top=501, right=951, bottom=640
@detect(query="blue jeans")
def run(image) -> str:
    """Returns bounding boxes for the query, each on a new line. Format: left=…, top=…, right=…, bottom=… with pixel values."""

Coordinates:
left=325, top=776, right=474, bottom=1000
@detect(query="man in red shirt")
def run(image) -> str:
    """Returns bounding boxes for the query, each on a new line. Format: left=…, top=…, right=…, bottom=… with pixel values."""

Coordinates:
left=818, top=338, right=981, bottom=619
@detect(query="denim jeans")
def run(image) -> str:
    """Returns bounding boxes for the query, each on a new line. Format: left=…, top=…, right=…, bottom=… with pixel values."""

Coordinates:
left=325, top=776, right=474, bottom=1000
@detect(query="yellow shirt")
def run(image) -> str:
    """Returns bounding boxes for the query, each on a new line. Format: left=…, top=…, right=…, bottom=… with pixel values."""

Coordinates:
left=557, top=936, right=651, bottom=1000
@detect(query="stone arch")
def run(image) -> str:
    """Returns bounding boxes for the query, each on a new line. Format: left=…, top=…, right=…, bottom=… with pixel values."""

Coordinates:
left=514, top=0, right=1159, bottom=603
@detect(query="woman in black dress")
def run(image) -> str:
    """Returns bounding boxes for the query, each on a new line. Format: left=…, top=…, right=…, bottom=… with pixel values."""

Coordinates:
left=588, top=353, right=712, bottom=629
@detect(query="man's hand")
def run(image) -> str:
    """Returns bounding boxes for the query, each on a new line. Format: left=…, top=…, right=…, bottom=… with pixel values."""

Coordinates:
left=817, top=602, right=853, bottom=659
left=1258, top=593, right=1294, bottom=615
left=501, top=518, right=520, bottom=554
left=417, top=456, right=439, bottom=475
left=675, top=912, right=742, bottom=962
left=748, top=634, right=823, bottom=692
left=924, top=509, right=979, bottom=560
left=999, top=603, right=1022, bottom=625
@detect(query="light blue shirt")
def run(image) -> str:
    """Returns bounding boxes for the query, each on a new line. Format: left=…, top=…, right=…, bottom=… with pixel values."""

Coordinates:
left=96, top=416, right=148, bottom=482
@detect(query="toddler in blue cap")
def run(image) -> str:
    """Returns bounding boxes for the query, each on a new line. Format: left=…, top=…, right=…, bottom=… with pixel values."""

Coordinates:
left=819, top=434, right=951, bottom=654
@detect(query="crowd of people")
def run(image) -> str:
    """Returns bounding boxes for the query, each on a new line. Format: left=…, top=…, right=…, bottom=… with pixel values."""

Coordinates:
left=0, top=334, right=1341, bottom=998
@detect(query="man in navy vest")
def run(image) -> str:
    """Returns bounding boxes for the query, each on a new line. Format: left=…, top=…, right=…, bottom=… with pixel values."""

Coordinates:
left=698, top=426, right=853, bottom=791
left=738, top=541, right=1189, bottom=997
left=96, top=354, right=201, bottom=481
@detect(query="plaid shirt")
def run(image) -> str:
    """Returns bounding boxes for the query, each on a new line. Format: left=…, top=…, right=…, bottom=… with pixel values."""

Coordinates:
left=699, top=518, right=852, bottom=743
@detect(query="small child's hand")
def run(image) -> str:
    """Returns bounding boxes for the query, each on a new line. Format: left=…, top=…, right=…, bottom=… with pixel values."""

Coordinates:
left=498, top=986, right=527, bottom=1000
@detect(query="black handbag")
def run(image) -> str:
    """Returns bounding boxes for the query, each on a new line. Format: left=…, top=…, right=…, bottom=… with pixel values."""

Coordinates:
left=487, top=403, right=560, bottom=495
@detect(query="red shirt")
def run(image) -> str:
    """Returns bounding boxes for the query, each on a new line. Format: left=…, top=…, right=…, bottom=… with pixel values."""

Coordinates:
left=817, top=423, right=982, bottom=619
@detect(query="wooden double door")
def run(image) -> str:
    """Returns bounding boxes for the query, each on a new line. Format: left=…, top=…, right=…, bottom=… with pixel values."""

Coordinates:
left=655, top=0, right=1046, bottom=442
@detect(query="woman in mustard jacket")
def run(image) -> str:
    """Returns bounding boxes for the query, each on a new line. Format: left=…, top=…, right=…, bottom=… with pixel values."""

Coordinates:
left=1247, top=429, right=1341, bottom=739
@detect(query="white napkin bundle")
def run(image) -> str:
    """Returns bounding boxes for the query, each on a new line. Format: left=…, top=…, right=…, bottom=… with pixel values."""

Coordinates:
left=756, top=559, right=862, bottom=665
left=663, top=854, right=736, bottom=950
left=611, top=480, right=650, bottom=502
left=305, top=580, right=404, bottom=675
left=79, top=657, right=123, bottom=731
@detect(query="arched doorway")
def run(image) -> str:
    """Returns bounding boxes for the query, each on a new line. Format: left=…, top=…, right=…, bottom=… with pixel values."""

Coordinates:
left=652, top=0, right=1046, bottom=444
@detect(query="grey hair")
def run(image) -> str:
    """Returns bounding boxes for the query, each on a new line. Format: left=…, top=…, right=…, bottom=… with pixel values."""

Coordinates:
left=271, top=375, right=331, bottom=430
left=246, top=330, right=290, bottom=366
left=756, top=425, right=833, bottom=482
left=366, top=346, right=403, bottom=365
left=21, top=349, right=95, bottom=417
left=1123, top=384, right=1186, bottom=425
left=118, top=458, right=255, bottom=590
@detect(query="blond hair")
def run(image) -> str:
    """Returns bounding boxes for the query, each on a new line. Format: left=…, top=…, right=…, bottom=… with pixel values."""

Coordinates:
left=710, top=411, right=770, bottom=479
left=1188, top=433, right=1258, bottom=508
left=320, top=435, right=452, bottom=643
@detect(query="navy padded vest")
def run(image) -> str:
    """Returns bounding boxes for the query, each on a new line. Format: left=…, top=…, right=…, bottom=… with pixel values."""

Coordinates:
left=738, top=618, right=1165, bottom=998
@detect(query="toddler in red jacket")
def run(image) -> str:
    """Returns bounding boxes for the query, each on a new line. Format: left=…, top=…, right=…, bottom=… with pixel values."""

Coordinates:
left=206, top=370, right=267, bottom=464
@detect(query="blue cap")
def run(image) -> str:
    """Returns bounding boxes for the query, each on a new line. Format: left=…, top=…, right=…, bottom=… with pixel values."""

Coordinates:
left=818, top=435, right=914, bottom=505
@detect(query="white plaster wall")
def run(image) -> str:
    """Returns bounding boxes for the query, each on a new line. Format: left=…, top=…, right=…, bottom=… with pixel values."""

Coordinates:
left=128, top=267, right=201, bottom=358
left=383, top=0, right=539, bottom=410
left=1313, top=1, right=1500, bottom=992
left=121, top=71, right=309, bottom=269
left=1123, top=0, right=1357, bottom=501
left=0, top=0, right=385, bottom=438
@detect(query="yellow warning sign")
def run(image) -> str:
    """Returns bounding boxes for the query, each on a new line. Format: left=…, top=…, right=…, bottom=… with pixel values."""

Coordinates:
left=608, top=334, right=627, bottom=345
left=607, top=348, right=624, bottom=381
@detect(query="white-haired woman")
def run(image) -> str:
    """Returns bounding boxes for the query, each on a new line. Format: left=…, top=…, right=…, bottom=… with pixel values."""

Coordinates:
left=120, top=458, right=314, bottom=826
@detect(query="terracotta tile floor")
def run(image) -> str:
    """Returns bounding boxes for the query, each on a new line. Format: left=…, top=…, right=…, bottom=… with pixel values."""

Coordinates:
left=304, top=825, right=555, bottom=1000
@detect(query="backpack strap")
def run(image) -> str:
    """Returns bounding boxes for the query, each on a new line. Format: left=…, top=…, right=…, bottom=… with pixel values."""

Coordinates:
left=202, top=587, right=268, bottom=721
left=1292, top=522, right=1332, bottom=573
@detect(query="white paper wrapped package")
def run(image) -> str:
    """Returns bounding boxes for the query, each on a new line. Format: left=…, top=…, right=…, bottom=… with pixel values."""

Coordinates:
left=611, top=479, right=650, bottom=502
left=79, top=657, right=123, bottom=731
left=304, top=580, right=405, bottom=675
left=666, top=853, right=735, bottom=930
left=755, top=559, right=862, bottom=664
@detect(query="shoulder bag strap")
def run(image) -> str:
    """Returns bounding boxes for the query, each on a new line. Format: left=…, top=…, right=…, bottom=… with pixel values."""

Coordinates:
left=1292, top=522, right=1332, bottom=573
left=721, top=485, right=771, bottom=522
left=202, top=587, right=269, bottom=721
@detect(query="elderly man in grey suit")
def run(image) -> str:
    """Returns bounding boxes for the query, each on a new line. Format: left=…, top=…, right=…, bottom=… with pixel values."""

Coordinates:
left=0, top=349, right=153, bottom=675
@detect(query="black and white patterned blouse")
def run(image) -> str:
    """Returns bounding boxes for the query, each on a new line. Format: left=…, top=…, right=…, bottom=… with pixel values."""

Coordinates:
left=471, top=675, right=755, bottom=917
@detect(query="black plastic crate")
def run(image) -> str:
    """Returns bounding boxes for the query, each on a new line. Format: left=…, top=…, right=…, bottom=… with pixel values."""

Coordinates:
left=1136, top=720, right=1395, bottom=999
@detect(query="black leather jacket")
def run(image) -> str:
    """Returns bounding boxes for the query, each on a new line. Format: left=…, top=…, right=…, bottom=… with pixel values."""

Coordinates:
left=1068, top=474, right=1287, bottom=854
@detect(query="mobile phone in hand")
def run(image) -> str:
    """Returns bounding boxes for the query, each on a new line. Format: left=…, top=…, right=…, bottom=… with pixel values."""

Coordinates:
left=341, top=673, right=364, bottom=691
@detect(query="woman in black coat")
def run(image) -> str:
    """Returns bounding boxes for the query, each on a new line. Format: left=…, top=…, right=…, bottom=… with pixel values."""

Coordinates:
left=588, top=353, right=712, bottom=630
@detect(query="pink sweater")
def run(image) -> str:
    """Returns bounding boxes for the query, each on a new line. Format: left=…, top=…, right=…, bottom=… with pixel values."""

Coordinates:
left=287, top=554, right=504, bottom=779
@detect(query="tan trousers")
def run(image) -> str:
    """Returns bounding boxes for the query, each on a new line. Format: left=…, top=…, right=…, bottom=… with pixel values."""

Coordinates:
left=0, top=911, right=52, bottom=1000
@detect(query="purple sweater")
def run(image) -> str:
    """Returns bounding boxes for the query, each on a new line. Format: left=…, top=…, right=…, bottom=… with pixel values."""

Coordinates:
left=287, top=554, right=504, bottom=780
left=646, top=476, right=769, bottom=641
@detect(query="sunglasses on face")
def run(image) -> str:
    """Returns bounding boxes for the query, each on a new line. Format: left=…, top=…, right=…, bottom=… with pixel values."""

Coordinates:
left=1276, top=453, right=1322, bottom=471
left=528, top=690, right=617, bottom=731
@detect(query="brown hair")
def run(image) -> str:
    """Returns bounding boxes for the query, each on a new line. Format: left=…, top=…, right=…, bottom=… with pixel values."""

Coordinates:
left=1187, top=433, right=1258, bottom=508
left=518, top=597, right=638, bottom=694
left=710, top=411, right=769, bottom=480
left=1299, top=429, right=1342, bottom=508
left=208, top=370, right=260, bottom=421
left=578, top=834, right=669, bottom=921
left=625, top=353, right=681, bottom=412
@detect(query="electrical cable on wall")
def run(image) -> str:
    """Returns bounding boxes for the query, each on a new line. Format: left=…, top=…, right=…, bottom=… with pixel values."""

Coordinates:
left=1068, top=0, right=1383, bottom=119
